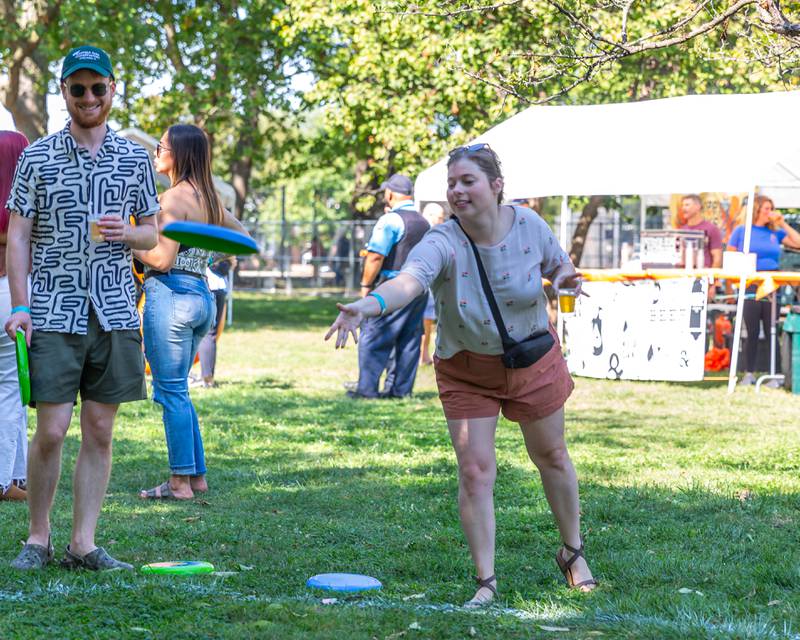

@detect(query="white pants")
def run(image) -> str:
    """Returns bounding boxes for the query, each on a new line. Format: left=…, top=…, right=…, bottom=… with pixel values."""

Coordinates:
left=0, top=275, right=27, bottom=491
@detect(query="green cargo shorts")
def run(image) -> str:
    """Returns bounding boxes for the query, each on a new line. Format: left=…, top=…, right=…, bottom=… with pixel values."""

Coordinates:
left=29, top=309, right=147, bottom=405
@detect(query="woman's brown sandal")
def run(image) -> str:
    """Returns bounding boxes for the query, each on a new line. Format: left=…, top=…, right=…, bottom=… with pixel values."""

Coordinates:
left=464, top=574, right=497, bottom=607
left=556, top=541, right=597, bottom=591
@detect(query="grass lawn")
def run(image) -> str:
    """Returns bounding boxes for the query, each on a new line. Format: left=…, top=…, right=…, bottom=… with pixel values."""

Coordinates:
left=1, top=292, right=799, bottom=639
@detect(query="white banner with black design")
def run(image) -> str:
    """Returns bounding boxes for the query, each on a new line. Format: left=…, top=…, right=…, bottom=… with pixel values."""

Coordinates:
left=564, top=278, right=707, bottom=381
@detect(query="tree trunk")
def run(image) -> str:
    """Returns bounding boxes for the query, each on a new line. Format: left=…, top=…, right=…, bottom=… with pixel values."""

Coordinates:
left=3, top=49, right=49, bottom=141
left=229, top=136, right=253, bottom=219
left=350, top=159, right=384, bottom=219
left=568, top=195, right=605, bottom=267
left=0, top=0, right=64, bottom=141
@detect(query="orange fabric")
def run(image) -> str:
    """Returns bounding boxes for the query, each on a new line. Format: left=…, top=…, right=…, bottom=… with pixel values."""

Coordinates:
left=433, top=326, right=573, bottom=422
left=704, top=347, right=730, bottom=372
left=713, top=314, right=732, bottom=348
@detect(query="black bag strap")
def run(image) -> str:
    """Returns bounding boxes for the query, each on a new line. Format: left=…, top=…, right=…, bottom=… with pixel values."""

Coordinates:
left=452, top=216, right=516, bottom=350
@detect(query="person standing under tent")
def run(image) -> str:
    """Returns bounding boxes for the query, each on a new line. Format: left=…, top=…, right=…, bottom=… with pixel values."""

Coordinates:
left=347, top=174, right=430, bottom=399
left=326, top=144, right=596, bottom=605
left=728, top=195, right=800, bottom=386
left=4, top=46, right=159, bottom=570
left=0, top=131, right=29, bottom=502
left=679, top=194, right=723, bottom=301
left=679, top=194, right=723, bottom=269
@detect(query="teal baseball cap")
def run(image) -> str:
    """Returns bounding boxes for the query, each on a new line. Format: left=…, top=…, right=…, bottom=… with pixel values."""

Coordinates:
left=61, top=46, right=114, bottom=81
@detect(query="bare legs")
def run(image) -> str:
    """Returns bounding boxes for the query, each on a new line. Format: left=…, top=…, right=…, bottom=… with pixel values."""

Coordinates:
left=448, top=416, right=498, bottom=604
left=520, top=408, right=594, bottom=589
left=27, top=400, right=119, bottom=556
left=447, top=407, right=594, bottom=603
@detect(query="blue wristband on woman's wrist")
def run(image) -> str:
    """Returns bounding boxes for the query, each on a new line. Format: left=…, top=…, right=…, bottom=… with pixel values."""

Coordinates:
left=11, top=305, right=30, bottom=315
left=367, top=292, right=387, bottom=316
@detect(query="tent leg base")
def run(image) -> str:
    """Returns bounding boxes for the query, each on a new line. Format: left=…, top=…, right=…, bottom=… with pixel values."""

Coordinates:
left=755, top=374, right=784, bottom=392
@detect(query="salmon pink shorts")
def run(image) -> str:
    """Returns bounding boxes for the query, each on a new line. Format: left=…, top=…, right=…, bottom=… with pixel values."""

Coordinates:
left=433, top=326, right=574, bottom=422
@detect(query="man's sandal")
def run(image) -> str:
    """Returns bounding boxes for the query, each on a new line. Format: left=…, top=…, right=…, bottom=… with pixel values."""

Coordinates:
left=555, top=541, right=598, bottom=592
left=464, top=574, right=497, bottom=608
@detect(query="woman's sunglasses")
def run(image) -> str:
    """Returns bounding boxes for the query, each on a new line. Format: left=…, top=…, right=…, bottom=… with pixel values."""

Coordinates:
left=448, top=143, right=491, bottom=157
left=156, top=142, right=171, bottom=157
left=68, top=83, right=109, bottom=98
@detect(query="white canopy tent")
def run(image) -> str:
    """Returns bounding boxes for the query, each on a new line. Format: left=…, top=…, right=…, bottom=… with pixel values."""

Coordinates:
left=414, top=91, right=800, bottom=393
left=415, top=91, right=800, bottom=202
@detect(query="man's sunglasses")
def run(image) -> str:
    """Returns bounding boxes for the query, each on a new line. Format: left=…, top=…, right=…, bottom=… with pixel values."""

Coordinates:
left=67, top=83, right=109, bottom=98
left=449, top=143, right=491, bottom=157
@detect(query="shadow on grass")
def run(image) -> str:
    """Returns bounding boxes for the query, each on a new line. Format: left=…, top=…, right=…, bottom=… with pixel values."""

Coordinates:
left=3, top=442, right=798, bottom=632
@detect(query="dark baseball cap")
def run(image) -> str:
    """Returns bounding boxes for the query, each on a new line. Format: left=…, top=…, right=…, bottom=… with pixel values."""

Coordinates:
left=61, top=46, right=114, bottom=81
left=380, top=174, right=413, bottom=196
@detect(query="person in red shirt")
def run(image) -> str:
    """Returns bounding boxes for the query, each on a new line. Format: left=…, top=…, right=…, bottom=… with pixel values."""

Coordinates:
left=0, top=130, right=29, bottom=502
left=680, top=194, right=722, bottom=268
left=680, top=194, right=722, bottom=299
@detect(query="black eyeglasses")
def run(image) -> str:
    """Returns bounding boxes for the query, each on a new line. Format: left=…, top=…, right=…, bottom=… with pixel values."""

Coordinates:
left=68, top=83, right=109, bottom=98
left=448, top=143, right=491, bottom=157
left=156, top=142, right=171, bottom=157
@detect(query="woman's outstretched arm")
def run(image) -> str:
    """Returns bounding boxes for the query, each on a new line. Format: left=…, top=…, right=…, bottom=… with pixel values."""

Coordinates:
left=324, top=273, right=424, bottom=349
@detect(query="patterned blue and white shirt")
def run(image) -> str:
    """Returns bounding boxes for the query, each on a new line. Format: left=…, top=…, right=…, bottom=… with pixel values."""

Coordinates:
left=7, top=123, right=160, bottom=334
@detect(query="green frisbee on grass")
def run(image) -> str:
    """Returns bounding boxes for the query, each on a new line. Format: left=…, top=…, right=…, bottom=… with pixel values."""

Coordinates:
left=15, top=329, right=30, bottom=406
left=140, top=561, right=215, bottom=576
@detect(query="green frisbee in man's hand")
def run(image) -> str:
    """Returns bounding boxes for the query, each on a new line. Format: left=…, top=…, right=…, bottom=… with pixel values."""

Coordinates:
left=15, top=329, right=30, bottom=406
left=161, top=221, right=259, bottom=255
left=140, top=561, right=215, bottom=576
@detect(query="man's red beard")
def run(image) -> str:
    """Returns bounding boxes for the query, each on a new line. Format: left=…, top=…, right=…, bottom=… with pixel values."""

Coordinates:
left=67, top=99, right=112, bottom=130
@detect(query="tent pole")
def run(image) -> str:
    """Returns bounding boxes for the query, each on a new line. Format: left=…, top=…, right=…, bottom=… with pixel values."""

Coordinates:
left=559, top=195, right=569, bottom=250
left=727, top=186, right=756, bottom=393
left=558, top=195, right=569, bottom=342
left=640, top=197, right=647, bottom=235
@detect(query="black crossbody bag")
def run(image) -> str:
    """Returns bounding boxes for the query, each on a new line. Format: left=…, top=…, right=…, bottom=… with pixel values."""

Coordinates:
left=453, top=217, right=554, bottom=369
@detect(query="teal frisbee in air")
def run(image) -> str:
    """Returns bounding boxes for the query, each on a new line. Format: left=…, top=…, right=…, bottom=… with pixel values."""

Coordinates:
left=161, top=221, right=259, bottom=255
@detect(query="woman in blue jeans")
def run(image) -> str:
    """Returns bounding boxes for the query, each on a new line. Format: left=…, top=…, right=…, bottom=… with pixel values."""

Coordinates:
left=135, top=124, right=250, bottom=500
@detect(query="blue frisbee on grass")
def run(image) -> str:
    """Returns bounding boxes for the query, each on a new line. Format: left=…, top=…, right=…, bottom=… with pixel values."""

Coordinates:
left=306, top=573, right=382, bottom=593
left=140, top=560, right=215, bottom=575
left=15, top=329, right=30, bottom=407
left=161, top=221, right=259, bottom=255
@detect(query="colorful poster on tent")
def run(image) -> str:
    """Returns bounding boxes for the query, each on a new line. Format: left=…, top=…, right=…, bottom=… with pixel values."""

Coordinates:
left=669, top=192, right=746, bottom=243
left=564, top=278, right=707, bottom=381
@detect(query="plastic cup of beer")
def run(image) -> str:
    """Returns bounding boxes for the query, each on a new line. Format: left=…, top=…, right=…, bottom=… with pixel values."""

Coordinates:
left=558, top=288, right=577, bottom=314
left=88, top=213, right=104, bottom=242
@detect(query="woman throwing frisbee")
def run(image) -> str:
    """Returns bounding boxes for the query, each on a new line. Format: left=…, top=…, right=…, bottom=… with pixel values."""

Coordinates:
left=326, top=144, right=595, bottom=605
left=135, top=124, right=249, bottom=500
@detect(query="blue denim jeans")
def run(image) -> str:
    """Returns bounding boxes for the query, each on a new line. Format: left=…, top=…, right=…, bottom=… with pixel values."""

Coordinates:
left=143, top=273, right=214, bottom=476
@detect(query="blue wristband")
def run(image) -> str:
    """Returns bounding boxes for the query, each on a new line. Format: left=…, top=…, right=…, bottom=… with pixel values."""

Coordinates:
left=367, top=292, right=387, bottom=316
left=11, top=305, right=30, bottom=315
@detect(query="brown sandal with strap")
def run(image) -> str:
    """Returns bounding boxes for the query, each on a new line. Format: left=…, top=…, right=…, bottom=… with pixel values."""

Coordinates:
left=556, top=541, right=598, bottom=592
left=464, top=574, right=498, bottom=607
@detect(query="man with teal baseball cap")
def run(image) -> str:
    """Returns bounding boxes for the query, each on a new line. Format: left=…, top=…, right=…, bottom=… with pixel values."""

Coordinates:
left=4, top=44, right=159, bottom=572
left=60, top=45, right=114, bottom=80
